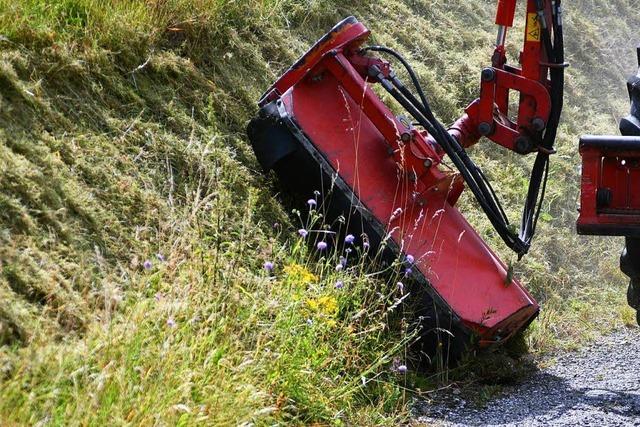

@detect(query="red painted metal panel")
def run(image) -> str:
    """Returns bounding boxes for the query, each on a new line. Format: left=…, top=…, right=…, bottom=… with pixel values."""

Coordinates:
left=578, top=139, right=640, bottom=235
left=630, top=165, right=640, bottom=208
left=259, top=17, right=369, bottom=106
left=495, top=0, right=517, bottom=27
left=286, top=73, right=538, bottom=341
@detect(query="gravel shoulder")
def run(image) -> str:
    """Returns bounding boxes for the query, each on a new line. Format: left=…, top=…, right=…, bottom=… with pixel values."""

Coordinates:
left=415, top=327, right=640, bottom=426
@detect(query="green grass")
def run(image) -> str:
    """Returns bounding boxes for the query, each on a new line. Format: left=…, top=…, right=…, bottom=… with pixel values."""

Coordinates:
left=0, top=0, right=639, bottom=424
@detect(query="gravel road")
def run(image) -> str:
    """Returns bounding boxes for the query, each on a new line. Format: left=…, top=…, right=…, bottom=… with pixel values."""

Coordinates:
left=414, top=327, right=640, bottom=426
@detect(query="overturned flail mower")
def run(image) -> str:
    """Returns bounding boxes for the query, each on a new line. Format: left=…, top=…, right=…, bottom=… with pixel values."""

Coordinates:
left=248, top=6, right=565, bottom=357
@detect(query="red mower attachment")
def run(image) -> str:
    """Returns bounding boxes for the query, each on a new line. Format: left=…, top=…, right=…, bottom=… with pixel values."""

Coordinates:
left=249, top=4, right=565, bottom=356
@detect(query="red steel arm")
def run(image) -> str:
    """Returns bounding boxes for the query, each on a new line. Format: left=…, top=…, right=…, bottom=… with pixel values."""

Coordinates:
left=453, top=0, right=554, bottom=155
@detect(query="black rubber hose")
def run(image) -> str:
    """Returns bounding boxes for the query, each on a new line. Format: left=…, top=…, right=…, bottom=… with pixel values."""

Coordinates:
left=535, top=0, right=555, bottom=62
left=376, top=5, right=565, bottom=253
left=387, top=73, right=505, bottom=218
left=389, top=74, right=503, bottom=218
left=521, top=0, right=564, bottom=244
left=381, top=74, right=528, bottom=254
left=365, top=46, right=541, bottom=255
left=362, top=46, right=430, bottom=111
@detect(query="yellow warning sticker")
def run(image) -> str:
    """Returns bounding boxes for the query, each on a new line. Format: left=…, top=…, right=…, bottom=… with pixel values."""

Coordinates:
left=526, top=12, right=541, bottom=42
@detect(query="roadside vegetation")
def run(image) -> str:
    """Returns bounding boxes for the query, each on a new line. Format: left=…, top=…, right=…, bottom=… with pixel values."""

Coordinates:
left=0, top=0, right=638, bottom=424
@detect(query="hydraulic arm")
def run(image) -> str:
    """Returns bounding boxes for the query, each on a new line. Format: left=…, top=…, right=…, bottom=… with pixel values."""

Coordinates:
left=340, top=0, right=565, bottom=258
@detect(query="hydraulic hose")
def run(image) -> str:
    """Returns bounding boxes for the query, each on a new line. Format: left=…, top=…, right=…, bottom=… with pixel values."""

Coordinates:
left=521, top=0, right=565, bottom=244
left=363, top=2, right=564, bottom=257
left=364, top=49, right=529, bottom=255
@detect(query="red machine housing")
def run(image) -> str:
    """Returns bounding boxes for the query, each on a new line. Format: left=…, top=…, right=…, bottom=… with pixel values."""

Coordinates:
left=578, top=135, right=640, bottom=236
left=249, top=17, right=540, bottom=348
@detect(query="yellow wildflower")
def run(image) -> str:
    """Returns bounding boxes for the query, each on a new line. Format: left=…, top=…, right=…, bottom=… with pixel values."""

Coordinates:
left=306, top=295, right=338, bottom=317
left=283, top=263, right=318, bottom=286
left=325, top=319, right=337, bottom=328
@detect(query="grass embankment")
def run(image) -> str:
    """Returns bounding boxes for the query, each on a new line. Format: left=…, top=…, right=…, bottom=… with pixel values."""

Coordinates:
left=0, top=0, right=638, bottom=424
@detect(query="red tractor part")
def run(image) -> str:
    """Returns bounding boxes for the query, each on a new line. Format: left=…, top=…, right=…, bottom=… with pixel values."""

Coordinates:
left=578, top=48, right=640, bottom=323
left=248, top=15, right=553, bottom=352
left=577, top=135, right=640, bottom=236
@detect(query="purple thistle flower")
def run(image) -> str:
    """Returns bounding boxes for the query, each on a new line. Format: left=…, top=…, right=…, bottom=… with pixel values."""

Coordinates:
left=397, top=364, right=408, bottom=373
left=335, top=280, right=344, bottom=289
left=363, top=241, right=370, bottom=250
left=143, top=260, right=152, bottom=270
left=406, top=254, right=415, bottom=264
left=345, top=234, right=355, bottom=244
left=156, top=253, right=165, bottom=262
left=298, top=228, right=308, bottom=238
left=345, top=248, right=352, bottom=254
left=263, top=261, right=274, bottom=272
left=307, top=199, right=317, bottom=208
left=404, top=268, right=413, bottom=277
left=317, top=241, right=328, bottom=251
left=167, top=317, right=177, bottom=328
left=397, top=281, right=404, bottom=294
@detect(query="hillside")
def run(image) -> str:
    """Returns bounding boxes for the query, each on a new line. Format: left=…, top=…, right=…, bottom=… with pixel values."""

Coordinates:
left=0, top=0, right=638, bottom=424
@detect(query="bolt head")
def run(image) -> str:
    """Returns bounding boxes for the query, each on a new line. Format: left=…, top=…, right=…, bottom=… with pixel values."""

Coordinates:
left=515, top=136, right=533, bottom=154
left=481, top=67, right=496, bottom=82
left=532, top=117, right=546, bottom=131
left=478, top=122, right=492, bottom=136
